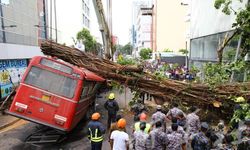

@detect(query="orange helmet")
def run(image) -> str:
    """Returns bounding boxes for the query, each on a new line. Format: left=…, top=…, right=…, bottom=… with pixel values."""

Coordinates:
left=140, top=113, right=147, bottom=121
left=91, top=112, right=101, bottom=120
left=117, top=118, right=126, bottom=128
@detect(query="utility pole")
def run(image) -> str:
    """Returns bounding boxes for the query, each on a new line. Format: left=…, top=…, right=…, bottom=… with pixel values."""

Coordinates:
left=0, top=0, right=6, bottom=43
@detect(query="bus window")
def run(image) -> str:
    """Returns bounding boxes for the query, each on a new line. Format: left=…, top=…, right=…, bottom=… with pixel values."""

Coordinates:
left=88, top=82, right=95, bottom=95
left=81, top=81, right=90, bottom=98
left=80, top=81, right=96, bottom=98
left=24, top=66, right=77, bottom=98
left=93, top=83, right=101, bottom=93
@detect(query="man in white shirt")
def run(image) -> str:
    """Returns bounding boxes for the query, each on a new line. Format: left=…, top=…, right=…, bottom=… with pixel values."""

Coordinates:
left=110, top=118, right=129, bottom=150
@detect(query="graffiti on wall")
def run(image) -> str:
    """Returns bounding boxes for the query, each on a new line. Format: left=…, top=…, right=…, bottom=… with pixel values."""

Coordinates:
left=0, top=59, right=28, bottom=99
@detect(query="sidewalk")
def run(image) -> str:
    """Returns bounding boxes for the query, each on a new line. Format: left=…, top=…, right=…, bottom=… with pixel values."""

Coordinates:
left=0, top=114, right=20, bottom=130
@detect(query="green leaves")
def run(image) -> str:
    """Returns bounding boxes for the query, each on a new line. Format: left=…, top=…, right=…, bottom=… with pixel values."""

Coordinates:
left=117, top=54, right=136, bottom=65
left=204, top=63, right=230, bottom=87
left=76, top=28, right=96, bottom=52
left=139, top=48, right=152, bottom=60
left=179, top=49, right=188, bottom=55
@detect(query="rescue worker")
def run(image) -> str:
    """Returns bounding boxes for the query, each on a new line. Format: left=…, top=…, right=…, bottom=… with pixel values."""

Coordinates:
left=109, top=115, right=123, bottom=143
left=165, top=123, right=186, bottom=150
left=237, top=119, right=250, bottom=150
left=151, top=105, right=166, bottom=128
left=147, top=121, right=166, bottom=150
left=213, top=120, right=225, bottom=148
left=176, top=112, right=186, bottom=128
left=191, top=122, right=210, bottom=150
left=166, top=118, right=185, bottom=138
left=133, top=122, right=149, bottom=150
left=186, top=106, right=200, bottom=135
left=134, top=112, right=151, bottom=134
left=110, top=118, right=129, bottom=150
left=104, top=93, right=119, bottom=129
left=87, top=112, right=106, bottom=150
left=166, top=102, right=185, bottom=120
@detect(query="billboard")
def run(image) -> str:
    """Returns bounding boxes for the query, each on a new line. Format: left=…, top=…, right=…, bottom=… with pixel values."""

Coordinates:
left=0, top=59, right=28, bottom=99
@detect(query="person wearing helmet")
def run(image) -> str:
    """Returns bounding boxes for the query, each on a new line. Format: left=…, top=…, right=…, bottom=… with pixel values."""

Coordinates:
left=191, top=122, right=210, bottom=150
left=87, top=112, right=106, bottom=150
left=110, top=118, right=129, bottom=150
left=134, top=112, right=151, bottom=134
left=104, top=92, right=120, bottom=129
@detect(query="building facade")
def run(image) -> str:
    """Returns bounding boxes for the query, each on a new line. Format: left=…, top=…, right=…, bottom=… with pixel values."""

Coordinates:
left=0, top=0, right=46, bottom=99
left=50, top=0, right=101, bottom=46
left=189, top=0, right=247, bottom=68
left=152, top=0, right=188, bottom=53
left=131, top=0, right=152, bottom=58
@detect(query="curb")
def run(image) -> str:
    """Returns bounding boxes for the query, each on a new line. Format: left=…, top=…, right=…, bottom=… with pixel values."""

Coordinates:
left=0, top=118, right=21, bottom=131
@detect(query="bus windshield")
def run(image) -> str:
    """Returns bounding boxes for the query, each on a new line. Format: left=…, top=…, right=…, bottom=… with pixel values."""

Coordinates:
left=24, top=66, right=77, bottom=98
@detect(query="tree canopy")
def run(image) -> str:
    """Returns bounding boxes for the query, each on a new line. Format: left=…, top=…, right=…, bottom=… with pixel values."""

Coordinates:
left=76, top=28, right=97, bottom=52
left=139, top=48, right=152, bottom=60
left=117, top=43, right=132, bottom=55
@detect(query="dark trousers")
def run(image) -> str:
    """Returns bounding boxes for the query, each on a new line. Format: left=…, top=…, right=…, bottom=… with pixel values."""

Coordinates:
left=107, top=113, right=116, bottom=128
left=91, top=141, right=102, bottom=150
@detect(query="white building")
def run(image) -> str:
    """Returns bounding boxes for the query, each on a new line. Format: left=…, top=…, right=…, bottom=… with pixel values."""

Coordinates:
left=189, top=0, right=247, bottom=68
left=131, top=0, right=152, bottom=58
left=48, top=0, right=101, bottom=46
left=0, top=0, right=45, bottom=99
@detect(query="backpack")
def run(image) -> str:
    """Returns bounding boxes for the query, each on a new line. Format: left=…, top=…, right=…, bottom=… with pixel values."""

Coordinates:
left=105, top=100, right=118, bottom=115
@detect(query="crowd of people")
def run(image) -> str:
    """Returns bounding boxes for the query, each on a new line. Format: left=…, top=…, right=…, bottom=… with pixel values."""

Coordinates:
left=144, top=61, right=196, bottom=81
left=87, top=93, right=250, bottom=150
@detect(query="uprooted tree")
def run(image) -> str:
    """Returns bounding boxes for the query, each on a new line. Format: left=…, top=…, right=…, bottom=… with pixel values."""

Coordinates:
left=41, top=41, right=250, bottom=118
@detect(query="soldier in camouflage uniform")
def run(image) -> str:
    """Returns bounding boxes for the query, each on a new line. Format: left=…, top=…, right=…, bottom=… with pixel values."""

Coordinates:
left=165, top=123, right=186, bottom=150
left=151, top=105, right=166, bottom=129
left=191, top=122, right=210, bottom=150
left=133, top=122, right=149, bottom=150
left=166, top=102, right=185, bottom=120
left=147, top=121, right=166, bottom=150
left=186, top=106, right=200, bottom=135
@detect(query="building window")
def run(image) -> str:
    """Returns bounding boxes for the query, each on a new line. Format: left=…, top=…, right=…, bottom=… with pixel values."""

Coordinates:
left=190, top=30, right=237, bottom=62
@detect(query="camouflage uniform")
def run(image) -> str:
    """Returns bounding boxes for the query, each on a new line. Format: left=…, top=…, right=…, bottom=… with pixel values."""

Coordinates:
left=191, top=132, right=210, bottom=150
left=186, top=112, right=200, bottom=134
left=147, top=128, right=166, bottom=150
left=134, top=130, right=149, bottom=150
left=166, top=125, right=187, bottom=145
left=165, top=131, right=184, bottom=150
left=151, top=111, right=166, bottom=124
left=167, top=107, right=184, bottom=119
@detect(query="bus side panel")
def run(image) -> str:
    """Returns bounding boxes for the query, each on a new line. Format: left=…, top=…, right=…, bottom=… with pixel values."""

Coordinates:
left=71, top=95, right=95, bottom=129
left=9, top=84, right=76, bottom=132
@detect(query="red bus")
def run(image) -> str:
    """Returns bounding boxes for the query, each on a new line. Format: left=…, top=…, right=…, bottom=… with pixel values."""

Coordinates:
left=7, top=56, right=105, bottom=132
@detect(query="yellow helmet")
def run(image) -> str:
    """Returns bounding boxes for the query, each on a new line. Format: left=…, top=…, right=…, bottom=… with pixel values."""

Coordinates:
left=108, top=93, right=115, bottom=100
left=235, top=96, right=245, bottom=103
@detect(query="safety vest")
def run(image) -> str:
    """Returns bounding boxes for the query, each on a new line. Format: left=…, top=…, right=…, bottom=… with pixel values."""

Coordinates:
left=88, top=128, right=103, bottom=142
left=134, top=122, right=151, bottom=134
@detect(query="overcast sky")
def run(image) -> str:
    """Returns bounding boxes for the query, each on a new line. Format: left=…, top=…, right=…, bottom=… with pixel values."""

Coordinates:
left=112, top=0, right=133, bottom=45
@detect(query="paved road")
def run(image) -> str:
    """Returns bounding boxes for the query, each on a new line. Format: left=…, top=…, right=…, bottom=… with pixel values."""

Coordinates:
left=0, top=94, right=135, bottom=150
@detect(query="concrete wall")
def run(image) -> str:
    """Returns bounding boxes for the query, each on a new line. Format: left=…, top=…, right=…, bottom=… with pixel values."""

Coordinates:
left=0, top=43, right=43, bottom=60
left=190, top=0, right=247, bottom=39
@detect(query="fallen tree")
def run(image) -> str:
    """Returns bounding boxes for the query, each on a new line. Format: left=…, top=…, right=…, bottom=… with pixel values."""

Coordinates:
left=41, top=41, right=250, bottom=117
